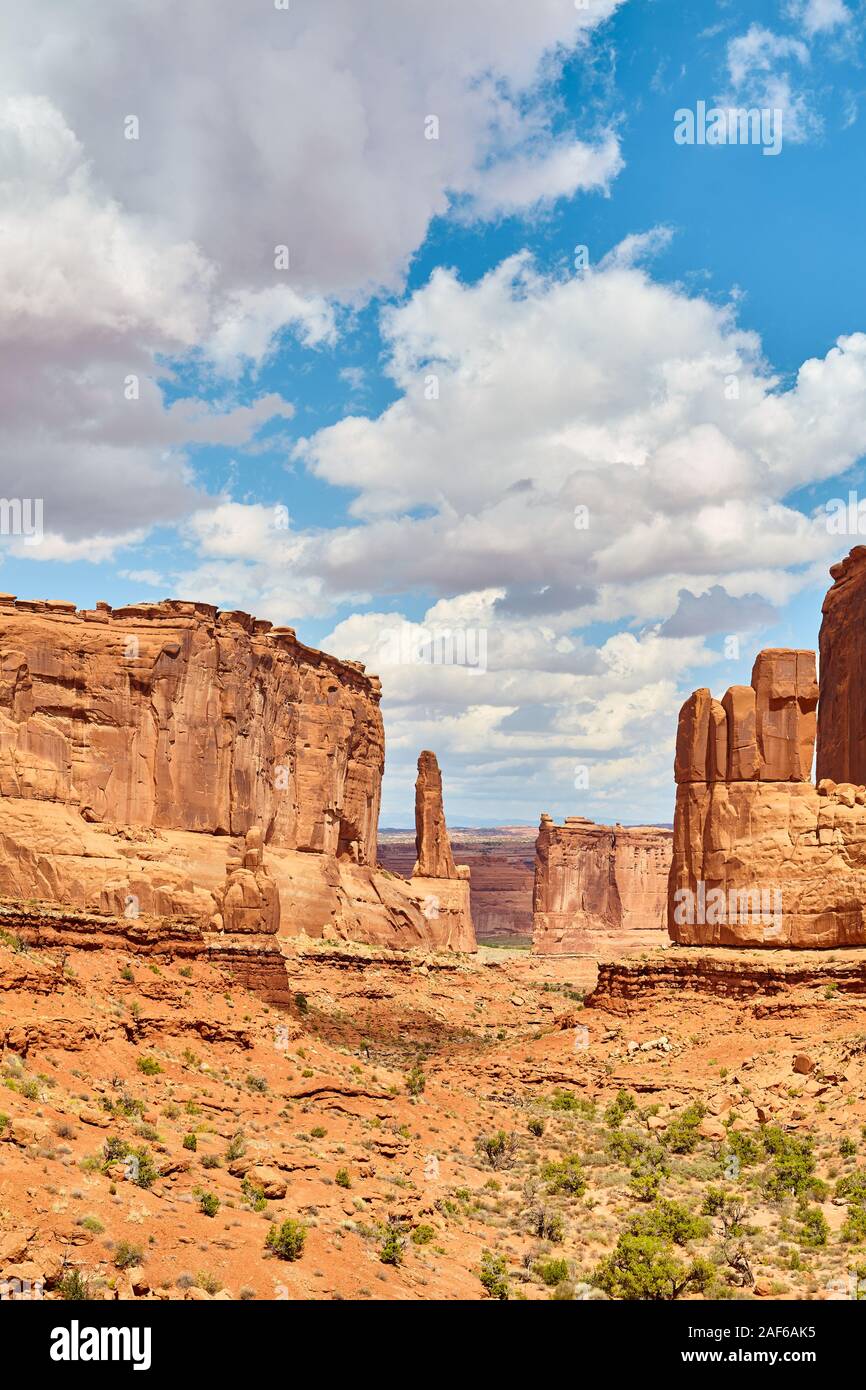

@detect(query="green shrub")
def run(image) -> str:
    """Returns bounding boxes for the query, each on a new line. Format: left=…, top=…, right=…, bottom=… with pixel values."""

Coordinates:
left=129, top=1146, right=158, bottom=1190
left=477, top=1130, right=517, bottom=1169
left=335, top=1167, right=351, bottom=1189
left=196, top=1270, right=222, bottom=1295
left=479, top=1250, right=509, bottom=1300
left=607, top=1131, right=641, bottom=1162
left=549, top=1089, right=592, bottom=1115
left=406, top=1061, right=426, bottom=1096
left=58, top=1268, right=91, bottom=1300
left=593, top=1234, right=713, bottom=1301
left=837, top=1170, right=866, bottom=1205
left=183, top=1132, right=197, bottom=1151
left=137, top=1055, right=162, bottom=1076
left=629, top=1200, right=710, bottom=1247
left=379, top=1225, right=406, bottom=1266
left=629, top=1172, right=661, bottom=1203
left=763, top=1131, right=822, bottom=1201
left=798, top=1205, right=828, bottom=1248
left=199, top=1191, right=219, bottom=1218
left=528, top=1117, right=545, bottom=1137
left=842, top=1205, right=866, bottom=1244
left=542, top=1153, right=586, bottom=1197
left=226, top=1133, right=246, bottom=1161
left=113, top=1240, right=143, bottom=1270
left=663, top=1103, right=705, bottom=1155
left=604, top=1089, right=637, bottom=1128
left=535, top=1257, right=570, bottom=1287
left=412, top=1224, right=435, bottom=1245
left=266, top=1218, right=307, bottom=1261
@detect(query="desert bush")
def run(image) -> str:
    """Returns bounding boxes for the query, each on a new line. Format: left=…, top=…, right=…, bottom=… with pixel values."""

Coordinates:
left=663, top=1103, right=705, bottom=1155
left=593, top=1234, right=713, bottom=1301
left=113, top=1240, right=143, bottom=1270
left=479, top=1250, right=509, bottom=1300
left=199, top=1191, right=220, bottom=1218
left=477, top=1130, right=518, bottom=1169
left=542, top=1154, right=586, bottom=1197
left=604, top=1089, right=637, bottom=1129
left=266, top=1218, right=307, bottom=1261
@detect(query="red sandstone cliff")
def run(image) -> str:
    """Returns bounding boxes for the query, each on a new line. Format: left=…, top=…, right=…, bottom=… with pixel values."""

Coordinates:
left=0, top=596, right=381, bottom=862
left=817, top=545, right=866, bottom=787
left=669, top=632, right=866, bottom=947
left=532, top=814, right=672, bottom=954
left=0, top=596, right=474, bottom=956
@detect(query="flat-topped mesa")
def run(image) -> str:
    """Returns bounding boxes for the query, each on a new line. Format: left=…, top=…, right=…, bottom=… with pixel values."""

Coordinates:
left=0, top=596, right=382, bottom=863
left=0, top=597, right=479, bottom=955
left=674, top=649, right=818, bottom=785
left=818, top=544, right=866, bottom=787
left=532, top=814, right=672, bottom=955
left=669, top=620, right=866, bottom=947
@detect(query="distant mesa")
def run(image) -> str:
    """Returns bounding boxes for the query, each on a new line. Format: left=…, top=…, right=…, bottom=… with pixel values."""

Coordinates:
left=532, top=814, right=672, bottom=955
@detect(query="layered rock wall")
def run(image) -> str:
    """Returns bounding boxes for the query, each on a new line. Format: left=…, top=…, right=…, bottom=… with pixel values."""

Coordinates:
left=817, top=545, right=866, bottom=787
left=0, top=596, right=382, bottom=863
left=532, top=814, right=672, bottom=954
left=0, top=597, right=477, bottom=954
left=668, top=634, right=866, bottom=946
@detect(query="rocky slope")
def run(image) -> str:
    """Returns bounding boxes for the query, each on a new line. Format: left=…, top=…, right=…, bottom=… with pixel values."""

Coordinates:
left=2, top=931, right=865, bottom=1302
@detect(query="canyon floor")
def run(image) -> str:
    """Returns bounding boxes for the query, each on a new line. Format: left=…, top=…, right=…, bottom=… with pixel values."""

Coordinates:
left=2, top=932, right=866, bottom=1302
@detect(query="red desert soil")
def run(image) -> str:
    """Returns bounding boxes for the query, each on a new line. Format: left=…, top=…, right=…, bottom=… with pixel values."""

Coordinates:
left=3, top=934, right=866, bottom=1301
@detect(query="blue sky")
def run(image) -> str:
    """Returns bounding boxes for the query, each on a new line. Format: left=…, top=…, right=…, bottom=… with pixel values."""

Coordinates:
left=1, top=0, right=865, bottom=825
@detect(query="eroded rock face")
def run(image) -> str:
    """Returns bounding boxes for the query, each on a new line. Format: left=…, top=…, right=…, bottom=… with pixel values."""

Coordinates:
left=413, top=751, right=458, bottom=878
left=0, top=597, right=475, bottom=954
left=210, top=827, right=280, bottom=935
left=532, top=814, right=672, bottom=954
left=0, top=597, right=382, bottom=863
left=674, top=651, right=817, bottom=785
left=818, top=545, right=866, bottom=788
left=407, top=751, right=475, bottom=951
left=668, top=631, right=864, bottom=946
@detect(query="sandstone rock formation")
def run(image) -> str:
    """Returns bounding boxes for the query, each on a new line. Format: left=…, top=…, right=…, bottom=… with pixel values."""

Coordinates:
left=0, top=596, right=475, bottom=957
left=413, top=751, right=458, bottom=878
left=817, top=544, right=866, bottom=787
left=532, top=814, right=672, bottom=954
left=210, top=827, right=280, bottom=935
left=405, top=751, right=475, bottom=952
left=669, top=621, right=866, bottom=946
left=379, top=825, right=535, bottom=944
left=0, top=596, right=381, bottom=861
